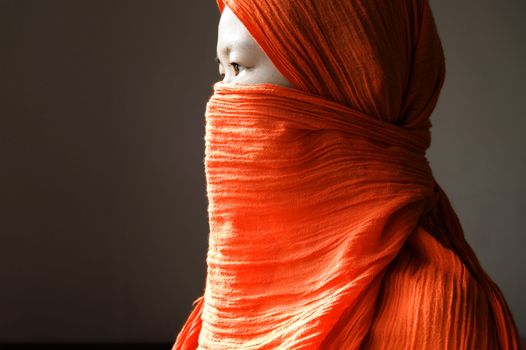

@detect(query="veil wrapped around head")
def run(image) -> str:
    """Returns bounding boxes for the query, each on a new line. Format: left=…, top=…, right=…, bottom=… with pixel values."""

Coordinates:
left=172, top=0, right=520, bottom=349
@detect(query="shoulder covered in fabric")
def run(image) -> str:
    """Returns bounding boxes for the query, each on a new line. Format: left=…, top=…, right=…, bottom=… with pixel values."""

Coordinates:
left=363, top=227, right=501, bottom=349
left=172, top=295, right=205, bottom=350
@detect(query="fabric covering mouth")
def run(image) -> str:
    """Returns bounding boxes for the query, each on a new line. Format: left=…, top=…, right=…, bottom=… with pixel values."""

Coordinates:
left=172, top=0, right=521, bottom=348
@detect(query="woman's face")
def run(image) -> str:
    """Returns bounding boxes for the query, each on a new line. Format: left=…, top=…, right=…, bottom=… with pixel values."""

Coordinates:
left=216, top=5, right=293, bottom=88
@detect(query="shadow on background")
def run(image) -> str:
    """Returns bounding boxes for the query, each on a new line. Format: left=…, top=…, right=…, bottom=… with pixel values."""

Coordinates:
left=1, top=0, right=219, bottom=345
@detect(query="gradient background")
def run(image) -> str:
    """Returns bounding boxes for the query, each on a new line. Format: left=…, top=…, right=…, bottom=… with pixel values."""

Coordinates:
left=1, top=0, right=525, bottom=345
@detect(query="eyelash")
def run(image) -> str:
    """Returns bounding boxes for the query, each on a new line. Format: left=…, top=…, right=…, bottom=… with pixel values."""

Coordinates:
left=219, top=62, right=241, bottom=77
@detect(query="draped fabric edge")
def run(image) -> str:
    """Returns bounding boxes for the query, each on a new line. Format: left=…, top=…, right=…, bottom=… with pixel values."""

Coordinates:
left=170, top=0, right=522, bottom=346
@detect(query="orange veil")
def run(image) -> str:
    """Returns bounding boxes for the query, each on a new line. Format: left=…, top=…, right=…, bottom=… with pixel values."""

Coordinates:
left=172, top=0, right=520, bottom=348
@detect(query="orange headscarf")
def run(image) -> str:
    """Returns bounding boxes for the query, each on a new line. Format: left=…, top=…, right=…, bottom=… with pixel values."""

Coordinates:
left=172, top=0, right=521, bottom=348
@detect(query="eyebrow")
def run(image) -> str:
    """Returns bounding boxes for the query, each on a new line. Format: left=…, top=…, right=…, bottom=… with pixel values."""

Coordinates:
left=215, top=41, right=256, bottom=63
left=215, top=45, right=231, bottom=64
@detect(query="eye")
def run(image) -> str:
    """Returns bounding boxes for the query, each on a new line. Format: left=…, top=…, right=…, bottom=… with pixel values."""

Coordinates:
left=230, top=62, right=241, bottom=76
left=215, top=56, right=243, bottom=78
left=215, top=56, right=225, bottom=78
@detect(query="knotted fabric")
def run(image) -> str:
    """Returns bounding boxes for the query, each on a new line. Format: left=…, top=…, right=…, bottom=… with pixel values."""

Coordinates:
left=172, top=0, right=520, bottom=348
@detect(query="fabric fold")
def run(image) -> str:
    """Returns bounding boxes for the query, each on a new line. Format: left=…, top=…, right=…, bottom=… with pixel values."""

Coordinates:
left=172, top=0, right=520, bottom=348
left=197, top=81, right=439, bottom=349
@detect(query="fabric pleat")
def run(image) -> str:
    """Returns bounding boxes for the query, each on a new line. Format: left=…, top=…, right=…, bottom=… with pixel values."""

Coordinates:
left=172, top=0, right=521, bottom=348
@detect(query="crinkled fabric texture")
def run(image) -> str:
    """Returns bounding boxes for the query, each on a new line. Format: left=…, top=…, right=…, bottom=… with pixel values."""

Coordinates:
left=172, top=0, right=520, bottom=349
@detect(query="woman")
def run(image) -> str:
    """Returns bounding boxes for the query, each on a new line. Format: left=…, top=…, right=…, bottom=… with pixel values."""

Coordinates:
left=173, top=0, right=521, bottom=348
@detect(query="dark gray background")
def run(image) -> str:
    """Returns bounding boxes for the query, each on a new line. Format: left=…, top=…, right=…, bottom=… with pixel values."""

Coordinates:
left=1, top=0, right=524, bottom=343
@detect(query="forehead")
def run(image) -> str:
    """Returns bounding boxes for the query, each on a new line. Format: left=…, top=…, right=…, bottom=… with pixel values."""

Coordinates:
left=217, top=6, right=258, bottom=55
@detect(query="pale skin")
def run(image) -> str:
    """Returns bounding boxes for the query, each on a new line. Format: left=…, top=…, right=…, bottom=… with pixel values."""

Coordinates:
left=213, top=9, right=526, bottom=350
left=215, top=5, right=294, bottom=88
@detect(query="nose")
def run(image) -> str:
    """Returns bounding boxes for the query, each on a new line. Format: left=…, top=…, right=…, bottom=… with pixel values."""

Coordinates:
left=222, top=72, right=233, bottom=84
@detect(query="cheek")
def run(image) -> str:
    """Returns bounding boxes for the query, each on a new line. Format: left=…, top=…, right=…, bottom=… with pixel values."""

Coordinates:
left=235, top=65, right=279, bottom=85
left=251, top=64, right=292, bottom=88
left=267, top=68, right=292, bottom=87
